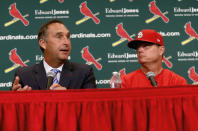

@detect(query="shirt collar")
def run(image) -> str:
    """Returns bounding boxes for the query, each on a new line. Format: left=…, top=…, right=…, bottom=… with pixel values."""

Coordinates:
left=43, top=59, right=63, bottom=74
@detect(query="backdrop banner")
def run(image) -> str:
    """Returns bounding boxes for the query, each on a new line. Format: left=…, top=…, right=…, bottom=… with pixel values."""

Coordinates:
left=0, top=0, right=198, bottom=90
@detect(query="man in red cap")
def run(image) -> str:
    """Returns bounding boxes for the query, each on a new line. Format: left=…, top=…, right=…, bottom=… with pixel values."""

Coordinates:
left=122, top=29, right=187, bottom=88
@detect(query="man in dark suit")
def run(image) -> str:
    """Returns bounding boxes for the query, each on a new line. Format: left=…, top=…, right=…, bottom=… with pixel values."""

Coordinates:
left=12, top=19, right=96, bottom=91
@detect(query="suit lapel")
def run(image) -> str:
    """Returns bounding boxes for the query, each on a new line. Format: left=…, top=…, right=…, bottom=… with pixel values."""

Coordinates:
left=33, top=61, right=47, bottom=90
left=59, top=60, right=72, bottom=88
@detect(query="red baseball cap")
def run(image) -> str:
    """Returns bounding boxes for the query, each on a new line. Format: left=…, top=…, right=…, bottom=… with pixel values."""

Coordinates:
left=128, top=29, right=164, bottom=49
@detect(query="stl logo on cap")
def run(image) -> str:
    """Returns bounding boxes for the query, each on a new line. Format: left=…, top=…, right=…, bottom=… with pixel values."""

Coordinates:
left=137, top=32, right=143, bottom=38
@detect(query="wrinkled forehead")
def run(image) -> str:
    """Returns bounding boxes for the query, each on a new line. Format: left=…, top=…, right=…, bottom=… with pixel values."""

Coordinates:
left=48, top=23, right=69, bottom=34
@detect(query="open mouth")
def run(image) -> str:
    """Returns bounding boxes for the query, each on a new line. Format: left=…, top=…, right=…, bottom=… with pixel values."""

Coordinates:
left=60, top=49, right=70, bottom=54
left=60, top=48, right=69, bottom=51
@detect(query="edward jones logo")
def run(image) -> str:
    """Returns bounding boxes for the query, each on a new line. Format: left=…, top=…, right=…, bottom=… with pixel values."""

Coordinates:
left=145, top=1, right=169, bottom=24
left=174, top=7, right=198, bottom=17
left=35, top=9, right=69, bottom=15
left=4, top=48, right=30, bottom=73
left=5, top=3, right=29, bottom=27
left=107, top=52, right=138, bottom=63
left=105, top=8, right=139, bottom=18
left=177, top=51, right=198, bottom=62
left=76, top=1, right=100, bottom=25
left=34, top=9, right=69, bottom=19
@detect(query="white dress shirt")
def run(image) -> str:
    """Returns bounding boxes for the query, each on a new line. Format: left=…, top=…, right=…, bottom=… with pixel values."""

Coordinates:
left=43, top=60, right=63, bottom=82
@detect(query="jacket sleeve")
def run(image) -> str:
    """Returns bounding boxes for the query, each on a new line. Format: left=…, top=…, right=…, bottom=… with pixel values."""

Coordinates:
left=81, top=66, right=97, bottom=89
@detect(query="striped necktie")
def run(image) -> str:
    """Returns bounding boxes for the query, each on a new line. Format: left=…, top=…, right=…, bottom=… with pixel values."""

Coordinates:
left=51, top=68, right=60, bottom=84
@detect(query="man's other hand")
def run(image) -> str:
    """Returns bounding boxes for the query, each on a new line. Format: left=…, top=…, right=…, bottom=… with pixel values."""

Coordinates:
left=12, top=76, right=32, bottom=91
left=50, top=83, right=67, bottom=90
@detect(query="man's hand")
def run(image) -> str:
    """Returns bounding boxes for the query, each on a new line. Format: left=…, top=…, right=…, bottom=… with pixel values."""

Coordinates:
left=12, top=76, right=32, bottom=91
left=49, top=83, right=67, bottom=90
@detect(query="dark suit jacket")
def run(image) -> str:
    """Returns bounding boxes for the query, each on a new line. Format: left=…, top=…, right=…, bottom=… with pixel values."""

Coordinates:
left=14, top=60, right=97, bottom=90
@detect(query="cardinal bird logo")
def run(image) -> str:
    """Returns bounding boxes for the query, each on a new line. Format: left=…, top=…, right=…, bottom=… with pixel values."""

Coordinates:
left=188, top=66, right=198, bottom=83
left=9, top=48, right=27, bottom=67
left=163, top=56, right=173, bottom=68
left=81, top=46, right=102, bottom=70
left=184, top=21, right=198, bottom=39
left=116, top=23, right=133, bottom=41
left=148, top=1, right=169, bottom=23
left=119, top=68, right=126, bottom=79
left=58, top=0, right=64, bottom=3
left=79, top=1, right=100, bottom=24
left=8, top=3, right=29, bottom=26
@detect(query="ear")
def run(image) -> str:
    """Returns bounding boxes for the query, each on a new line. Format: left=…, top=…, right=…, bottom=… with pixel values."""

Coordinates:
left=159, top=46, right=165, bottom=56
left=39, top=39, right=47, bottom=50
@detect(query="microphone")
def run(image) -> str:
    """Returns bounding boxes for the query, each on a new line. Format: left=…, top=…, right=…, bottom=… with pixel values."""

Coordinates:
left=46, top=71, right=56, bottom=90
left=146, top=72, right=157, bottom=87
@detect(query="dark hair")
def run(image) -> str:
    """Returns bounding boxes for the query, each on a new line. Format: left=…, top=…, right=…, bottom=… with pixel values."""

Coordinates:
left=38, top=19, right=65, bottom=52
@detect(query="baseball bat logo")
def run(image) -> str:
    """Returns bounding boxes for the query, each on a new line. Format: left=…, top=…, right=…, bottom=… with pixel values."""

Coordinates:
left=76, top=1, right=100, bottom=25
left=112, top=23, right=135, bottom=47
left=4, top=48, right=30, bottom=73
left=40, top=0, right=64, bottom=4
left=81, top=46, right=102, bottom=70
left=163, top=56, right=173, bottom=68
left=181, top=21, right=198, bottom=45
left=5, top=3, right=29, bottom=27
left=145, top=1, right=169, bottom=24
